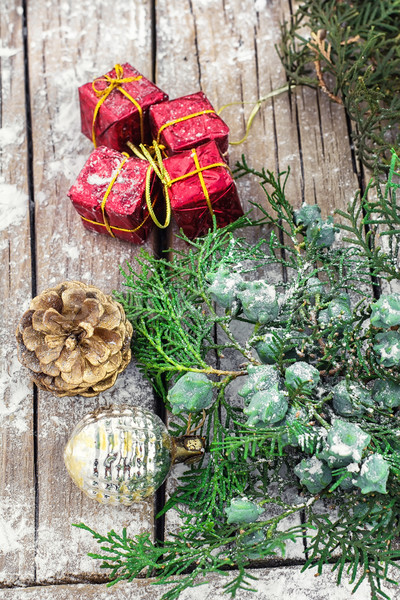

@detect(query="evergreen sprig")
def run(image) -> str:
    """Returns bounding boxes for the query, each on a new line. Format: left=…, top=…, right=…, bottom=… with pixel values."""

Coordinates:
left=277, top=0, right=400, bottom=173
left=77, top=153, right=400, bottom=600
left=336, top=150, right=400, bottom=282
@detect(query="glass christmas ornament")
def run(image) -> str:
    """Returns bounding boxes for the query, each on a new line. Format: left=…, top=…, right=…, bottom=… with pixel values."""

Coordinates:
left=294, top=456, right=332, bottom=494
left=64, top=405, right=205, bottom=505
left=236, top=280, right=279, bottom=324
left=225, top=497, right=263, bottom=524
left=168, top=372, right=214, bottom=415
left=370, top=293, right=400, bottom=329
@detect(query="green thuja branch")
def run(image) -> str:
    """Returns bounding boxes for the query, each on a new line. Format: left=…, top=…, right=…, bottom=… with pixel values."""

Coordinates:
left=277, top=0, right=400, bottom=173
left=79, top=155, right=400, bottom=600
left=336, top=150, right=400, bottom=282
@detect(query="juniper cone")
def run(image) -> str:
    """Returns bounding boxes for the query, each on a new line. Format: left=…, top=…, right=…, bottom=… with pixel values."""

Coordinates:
left=16, top=281, right=133, bottom=396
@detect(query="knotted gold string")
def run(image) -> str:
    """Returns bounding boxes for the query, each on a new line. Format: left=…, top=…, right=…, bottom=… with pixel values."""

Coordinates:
left=217, top=83, right=291, bottom=145
left=79, top=141, right=231, bottom=238
left=91, top=64, right=144, bottom=148
left=79, top=152, right=156, bottom=236
left=129, top=140, right=231, bottom=225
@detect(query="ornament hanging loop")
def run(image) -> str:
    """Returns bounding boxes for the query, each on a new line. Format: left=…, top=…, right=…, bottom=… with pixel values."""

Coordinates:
left=185, top=409, right=207, bottom=436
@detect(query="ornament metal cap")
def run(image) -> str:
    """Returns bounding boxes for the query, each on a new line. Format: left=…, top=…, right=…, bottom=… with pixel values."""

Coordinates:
left=171, top=435, right=206, bottom=465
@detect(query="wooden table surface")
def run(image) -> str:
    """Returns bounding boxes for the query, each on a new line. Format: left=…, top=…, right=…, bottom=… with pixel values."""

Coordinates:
left=1, top=0, right=397, bottom=598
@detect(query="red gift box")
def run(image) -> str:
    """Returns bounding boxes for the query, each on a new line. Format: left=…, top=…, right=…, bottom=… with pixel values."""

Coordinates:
left=79, top=63, right=168, bottom=152
left=67, top=146, right=160, bottom=244
left=162, top=140, right=243, bottom=239
left=149, top=91, right=229, bottom=156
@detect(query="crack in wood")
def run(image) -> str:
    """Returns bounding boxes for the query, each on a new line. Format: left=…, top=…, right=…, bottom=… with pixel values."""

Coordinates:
left=22, top=0, right=39, bottom=585
left=187, top=0, right=202, bottom=88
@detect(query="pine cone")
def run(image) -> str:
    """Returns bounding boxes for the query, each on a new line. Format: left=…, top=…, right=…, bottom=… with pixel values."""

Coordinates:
left=16, top=281, right=133, bottom=397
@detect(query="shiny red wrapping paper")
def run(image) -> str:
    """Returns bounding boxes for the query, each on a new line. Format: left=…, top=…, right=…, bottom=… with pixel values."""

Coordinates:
left=67, top=146, right=158, bottom=244
left=163, top=141, right=243, bottom=239
left=149, top=91, right=229, bottom=156
left=79, top=64, right=168, bottom=152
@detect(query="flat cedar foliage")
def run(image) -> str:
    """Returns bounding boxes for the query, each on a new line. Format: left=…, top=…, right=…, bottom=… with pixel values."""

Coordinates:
left=278, top=0, right=400, bottom=173
left=75, top=148, right=400, bottom=599
left=75, top=1, right=400, bottom=598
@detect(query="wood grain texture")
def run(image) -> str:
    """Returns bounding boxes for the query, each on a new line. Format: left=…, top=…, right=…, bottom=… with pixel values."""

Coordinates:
left=2, top=565, right=400, bottom=600
left=26, top=0, right=157, bottom=582
left=155, top=0, right=360, bottom=559
left=0, top=0, right=35, bottom=585
left=1, top=0, right=388, bottom=593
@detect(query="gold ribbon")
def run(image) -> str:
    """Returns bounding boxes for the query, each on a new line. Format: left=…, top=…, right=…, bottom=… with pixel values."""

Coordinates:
left=80, top=141, right=231, bottom=238
left=129, top=142, right=172, bottom=229
left=129, top=140, right=231, bottom=225
left=217, top=83, right=291, bottom=145
left=155, top=109, right=216, bottom=145
left=79, top=152, right=156, bottom=237
left=91, top=64, right=143, bottom=148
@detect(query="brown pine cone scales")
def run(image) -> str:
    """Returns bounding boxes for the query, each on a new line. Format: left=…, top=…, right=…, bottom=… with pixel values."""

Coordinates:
left=16, top=281, right=133, bottom=397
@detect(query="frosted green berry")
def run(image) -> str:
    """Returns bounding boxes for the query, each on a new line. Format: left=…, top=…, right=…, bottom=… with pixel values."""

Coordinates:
left=238, top=365, right=280, bottom=402
left=206, top=265, right=244, bottom=309
left=319, top=295, right=352, bottom=330
left=225, top=497, right=263, bottom=524
left=243, top=383, right=289, bottom=427
left=332, top=380, right=373, bottom=417
left=372, top=379, right=400, bottom=409
left=242, top=530, right=267, bottom=559
left=339, top=476, right=356, bottom=491
left=168, top=372, right=214, bottom=415
left=253, top=329, right=284, bottom=364
left=294, top=456, right=332, bottom=494
left=306, top=277, right=325, bottom=297
left=354, top=453, right=390, bottom=494
left=328, top=294, right=352, bottom=320
left=370, top=293, right=400, bottom=329
left=285, top=362, right=320, bottom=393
left=353, top=501, right=392, bottom=527
left=306, top=216, right=338, bottom=248
left=236, top=281, right=279, bottom=324
left=242, top=530, right=266, bottom=547
left=373, top=331, right=400, bottom=367
left=294, top=203, right=321, bottom=227
left=318, top=420, right=371, bottom=469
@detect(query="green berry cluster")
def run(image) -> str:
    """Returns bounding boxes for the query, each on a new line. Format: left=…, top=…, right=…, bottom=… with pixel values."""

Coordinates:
left=294, top=203, right=339, bottom=248
left=202, top=269, right=400, bottom=502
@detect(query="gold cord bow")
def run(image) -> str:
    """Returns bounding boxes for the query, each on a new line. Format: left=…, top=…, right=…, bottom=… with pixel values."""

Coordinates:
left=91, top=64, right=143, bottom=148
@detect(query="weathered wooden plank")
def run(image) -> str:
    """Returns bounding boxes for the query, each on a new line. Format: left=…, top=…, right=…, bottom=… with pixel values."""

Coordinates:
left=153, top=0, right=307, bottom=559
left=0, top=0, right=36, bottom=585
left=26, top=0, right=157, bottom=582
left=2, top=565, right=399, bottom=599
left=155, top=0, right=366, bottom=566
